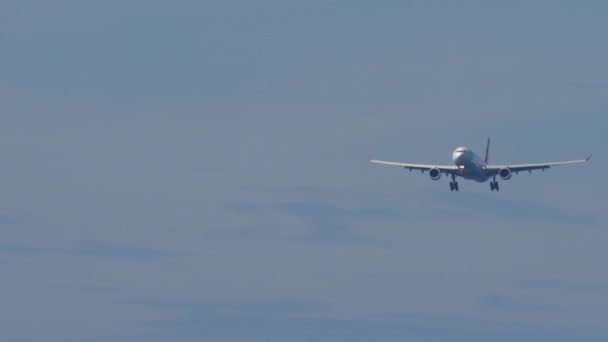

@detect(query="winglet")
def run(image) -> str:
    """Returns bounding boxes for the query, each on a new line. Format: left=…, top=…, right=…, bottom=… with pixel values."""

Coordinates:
left=368, top=154, right=373, bottom=162
left=585, top=154, right=592, bottom=162
left=484, top=137, right=490, bottom=163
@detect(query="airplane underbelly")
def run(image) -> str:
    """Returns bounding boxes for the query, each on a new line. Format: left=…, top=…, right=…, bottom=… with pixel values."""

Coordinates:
left=456, top=154, right=490, bottom=182
left=460, top=166, right=490, bottom=182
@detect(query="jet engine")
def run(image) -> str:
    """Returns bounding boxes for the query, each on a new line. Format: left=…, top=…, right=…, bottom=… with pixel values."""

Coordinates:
left=499, top=167, right=512, bottom=180
left=429, top=168, right=441, bottom=180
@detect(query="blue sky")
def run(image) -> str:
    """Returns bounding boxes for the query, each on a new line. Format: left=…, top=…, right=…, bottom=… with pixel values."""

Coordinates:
left=1, top=1, right=607, bottom=341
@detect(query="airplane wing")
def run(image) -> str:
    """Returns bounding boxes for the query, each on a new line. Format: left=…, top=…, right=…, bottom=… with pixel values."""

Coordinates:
left=369, top=157, right=459, bottom=175
left=484, top=155, right=592, bottom=174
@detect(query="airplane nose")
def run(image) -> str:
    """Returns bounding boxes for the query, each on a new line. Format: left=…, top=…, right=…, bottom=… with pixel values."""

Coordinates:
left=452, top=147, right=467, bottom=163
left=452, top=151, right=463, bottom=163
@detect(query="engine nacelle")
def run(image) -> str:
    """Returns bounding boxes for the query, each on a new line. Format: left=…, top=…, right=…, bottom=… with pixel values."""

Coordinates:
left=499, top=167, right=512, bottom=180
left=429, top=168, right=441, bottom=180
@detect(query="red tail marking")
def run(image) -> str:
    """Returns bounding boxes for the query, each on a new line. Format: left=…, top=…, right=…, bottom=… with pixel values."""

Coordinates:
left=484, top=137, right=490, bottom=163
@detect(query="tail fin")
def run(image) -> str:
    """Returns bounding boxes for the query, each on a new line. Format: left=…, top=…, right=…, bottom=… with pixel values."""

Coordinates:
left=484, top=137, right=490, bottom=163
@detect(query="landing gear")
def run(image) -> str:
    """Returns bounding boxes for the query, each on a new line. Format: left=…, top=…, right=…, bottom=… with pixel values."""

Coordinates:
left=450, top=174, right=459, bottom=191
left=490, top=176, right=499, bottom=191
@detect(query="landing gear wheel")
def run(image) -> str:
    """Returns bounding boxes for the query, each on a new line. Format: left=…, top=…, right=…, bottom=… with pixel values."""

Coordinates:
left=450, top=174, right=459, bottom=192
left=490, top=181, right=500, bottom=191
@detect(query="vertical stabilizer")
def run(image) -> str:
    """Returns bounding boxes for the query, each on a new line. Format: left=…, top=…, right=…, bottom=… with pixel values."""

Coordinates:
left=484, top=137, right=490, bottom=163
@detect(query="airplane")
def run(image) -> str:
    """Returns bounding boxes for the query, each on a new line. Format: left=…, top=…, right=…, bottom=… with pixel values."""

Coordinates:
left=369, top=138, right=591, bottom=191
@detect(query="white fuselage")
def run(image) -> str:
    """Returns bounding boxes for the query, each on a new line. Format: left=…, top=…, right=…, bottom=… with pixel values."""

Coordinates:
left=452, top=147, right=490, bottom=182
